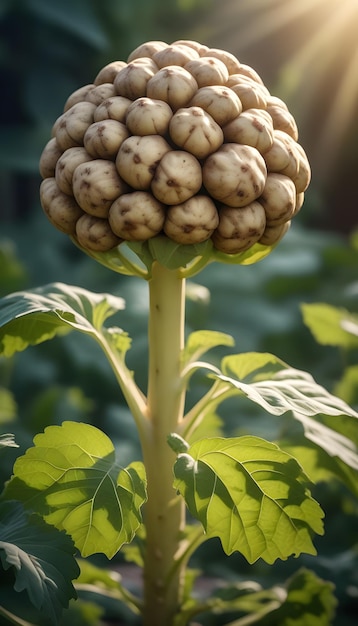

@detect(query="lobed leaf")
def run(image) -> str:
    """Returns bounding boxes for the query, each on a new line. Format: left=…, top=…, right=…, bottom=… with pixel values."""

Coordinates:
left=173, top=435, right=324, bottom=564
left=0, top=282, right=127, bottom=358
left=4, top=421, right=147, bottom=558
left=0, top=501, right=79, bottom=625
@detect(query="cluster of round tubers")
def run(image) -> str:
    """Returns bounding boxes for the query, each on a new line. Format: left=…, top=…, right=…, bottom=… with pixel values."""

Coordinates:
left=39, top=39, right=311, bottom=255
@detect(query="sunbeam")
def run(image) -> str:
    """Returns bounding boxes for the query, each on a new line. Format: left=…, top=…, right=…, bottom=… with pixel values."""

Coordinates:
left=200, top=0, right=358, bottom=183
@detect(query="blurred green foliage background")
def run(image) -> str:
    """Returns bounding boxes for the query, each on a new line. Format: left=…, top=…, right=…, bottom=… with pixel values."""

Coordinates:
left=0, top=1, right=357, bottom=625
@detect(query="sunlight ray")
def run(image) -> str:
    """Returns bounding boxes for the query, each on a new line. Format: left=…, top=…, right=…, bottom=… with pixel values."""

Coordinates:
left=315, top=46, right=358, bottom=175
left=228, top=0, right=325, bottom=51
left=281, top=0, right=358, bottom=81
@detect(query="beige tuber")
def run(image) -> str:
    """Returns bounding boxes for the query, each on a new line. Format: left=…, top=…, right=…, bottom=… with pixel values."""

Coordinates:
left=39, top=39, right=311, bottom=257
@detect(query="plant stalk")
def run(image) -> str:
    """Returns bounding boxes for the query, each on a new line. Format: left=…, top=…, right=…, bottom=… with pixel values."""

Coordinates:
left=140, top=261, right=187, bottom=626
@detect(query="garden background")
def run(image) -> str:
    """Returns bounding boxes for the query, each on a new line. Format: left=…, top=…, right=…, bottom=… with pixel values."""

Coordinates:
left=0, top=1, right=357, bottom=625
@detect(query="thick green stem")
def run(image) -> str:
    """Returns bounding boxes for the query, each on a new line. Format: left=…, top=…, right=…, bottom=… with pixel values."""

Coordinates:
left=140, top=261, right=187, bottom=626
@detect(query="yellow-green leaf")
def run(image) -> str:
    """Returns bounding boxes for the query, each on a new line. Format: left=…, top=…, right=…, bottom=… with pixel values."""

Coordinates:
left=301, top=303, right=358, bottom=348
left=182, top=330, right=235, bottom=366
left=5, top=421, right=146, bottom=558
left=173, top=436, right=324, bottom=564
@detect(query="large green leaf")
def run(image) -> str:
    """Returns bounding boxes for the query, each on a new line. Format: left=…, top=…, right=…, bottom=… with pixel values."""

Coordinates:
left=217, top=352, right=358, bottom=418
left=207, top=353, right=358, bottom=489
left=0, top=501, right=79, bottom=625
left=0, top=282, right=128, bottom=358
left=173, top=435, right=324, bottom=564
left=301, top=303, right=358, bottom=348
left=4, top=421, right=147, bottom=558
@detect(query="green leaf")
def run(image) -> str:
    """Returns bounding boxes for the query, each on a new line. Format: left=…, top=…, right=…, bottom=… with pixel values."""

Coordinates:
left=75, top=235, right=277, bottom=277
left=187, top=410, right=224, bottom=442
left=0, top=240, right=27, bottom=295
left=280, top=411, right=358, bottom=496
left=109, top=237, right=214, bottom=275
left=334, top=364, right=358, bottom=405
left=0, top=501, right=79, bottom=625
left=61, top=599, right=104, bottom=626
left=76, top=558, right=141, bottom=615
left=0, top=282, right=127, bottom=358
left=4, top=421, right=147, bottom=558
left=121, top=525, right=145, bottom=568
left=145, top=236, right=214, bottom=272
left=216, top=352, right=358, bottom=417
left=103, top=326, right=132, bottom=354
left=208, top=579, right=280, bottom=620
left=258, top=567, right=337, bottom=626
left=208, top=353, right=358, bottom=488
left=181, top=330, right=235, bottom=366
left=206, top=568, right=336, bottom=625
left=222, top=351, right=287, bottom=382
left=72, top=239, right=150, bottom=279
left=280, top=437, right=358, bottom=497
left=301, top=303, right=358, bottom=348
left=173, top=435, right=324, bottom=564
left=291, top=412, right=358, bottom=471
